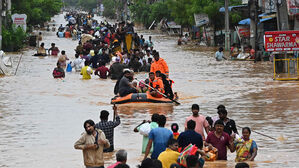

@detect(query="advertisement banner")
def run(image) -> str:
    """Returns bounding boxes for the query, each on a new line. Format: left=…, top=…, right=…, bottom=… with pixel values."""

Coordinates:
left=238, top=26, right=250, bottom=38
left=194, top=14, right=209, bottom=27
left=287, top=0, right=299, bottom=15
left=11, top=14, right=27, bottom=31
left=264, top=30, right=299, bottom=52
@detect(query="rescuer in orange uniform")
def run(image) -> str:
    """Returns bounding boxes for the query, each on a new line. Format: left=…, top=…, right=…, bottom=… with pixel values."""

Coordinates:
left=148, top=72, right=164, bottom=98
left=150, top=52, right=169, bottom=77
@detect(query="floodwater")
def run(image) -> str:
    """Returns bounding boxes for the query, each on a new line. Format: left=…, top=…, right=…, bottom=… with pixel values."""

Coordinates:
left=1, top=13, right=299, bottom=168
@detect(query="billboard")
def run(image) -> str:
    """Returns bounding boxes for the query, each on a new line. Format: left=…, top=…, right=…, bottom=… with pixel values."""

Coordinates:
left=11, top=14, right=27, bottom=31
left=194, top=14, right=209, bottom=27
left=264, top=30, right=299, bottom=52
left=288, top=0, right=299, bottom=15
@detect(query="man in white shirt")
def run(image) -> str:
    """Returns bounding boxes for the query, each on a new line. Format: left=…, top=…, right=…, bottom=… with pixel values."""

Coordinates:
left=71, top=54, right=84, bottom=72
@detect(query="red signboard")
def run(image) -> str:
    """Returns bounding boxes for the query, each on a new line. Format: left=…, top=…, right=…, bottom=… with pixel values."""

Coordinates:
left=264, top=30, right=299, bottom=52
left=238, top=27, right=250, bottom=37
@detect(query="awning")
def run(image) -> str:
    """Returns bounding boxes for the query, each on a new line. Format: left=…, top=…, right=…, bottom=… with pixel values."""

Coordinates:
left=238, top=13, right=276, bottom=25
left=219, top=5, right=248, bottom=12
left=238, top=17, right=275, bottom=25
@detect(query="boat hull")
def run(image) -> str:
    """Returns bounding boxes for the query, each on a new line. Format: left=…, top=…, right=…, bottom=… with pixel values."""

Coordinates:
left=111, top=92, right=174, bottom=104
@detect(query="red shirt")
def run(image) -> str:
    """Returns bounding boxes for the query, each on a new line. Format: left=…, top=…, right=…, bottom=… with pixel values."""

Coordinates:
left=95, top=66, right=109, bottom=79
left=206, top=131, right=231, bottom=160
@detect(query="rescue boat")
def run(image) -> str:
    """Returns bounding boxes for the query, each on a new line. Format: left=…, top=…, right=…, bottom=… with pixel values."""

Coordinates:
left=111, top=92, right=175, bottom=104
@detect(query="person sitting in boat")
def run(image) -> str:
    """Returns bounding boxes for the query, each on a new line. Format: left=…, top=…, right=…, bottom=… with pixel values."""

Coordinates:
left=159, top=72, right=174, bottom=100
left=52, top=62, right=65, bottom=78
left=34, top=43, right=47, bottom=56
left=118, top=69, right=137, bottom=97
left=148, top=72, right=164, bottom=98
left=138, top=80, right=148, bottom=93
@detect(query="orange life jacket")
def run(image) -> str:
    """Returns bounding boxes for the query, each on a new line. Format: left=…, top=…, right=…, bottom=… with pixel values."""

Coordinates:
left=150, top=58, right=169, bottom=76
left=149, top=77, right=164, bottom=93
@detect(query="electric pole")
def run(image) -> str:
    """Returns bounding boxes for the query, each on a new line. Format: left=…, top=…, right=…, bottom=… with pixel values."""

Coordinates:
left=276, top=0, right=289, bottom=30
left=249, top=0, right=258, bottom=50
left=224, top=0, right=230, bottom=51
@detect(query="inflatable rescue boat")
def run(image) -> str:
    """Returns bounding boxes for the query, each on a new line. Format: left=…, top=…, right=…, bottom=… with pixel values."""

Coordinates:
left=111, top=92, right=175, bottom=104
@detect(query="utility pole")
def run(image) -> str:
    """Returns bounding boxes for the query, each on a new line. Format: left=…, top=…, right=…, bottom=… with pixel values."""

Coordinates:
left=276, top=0, right=289, bottom=31
left=249, top=0, right=258, bottom=50
left=224, top=0, right=230, bottom=51
left=0, top=1, right=2, bottom=50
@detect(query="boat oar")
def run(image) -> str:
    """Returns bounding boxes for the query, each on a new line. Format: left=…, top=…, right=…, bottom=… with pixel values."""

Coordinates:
left=15, top=54, right=23, bottom=75
left=236, top=125, right=278, bottom=141
left=135, top=78, right=181, bottom=105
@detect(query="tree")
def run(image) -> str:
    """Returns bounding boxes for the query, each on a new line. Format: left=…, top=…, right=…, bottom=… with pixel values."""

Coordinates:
left=130, top=0, right=151, bottom=27
left=11, top=0, right=62, bottom=26
left=166, top=0, right=193, bottom=27
left=77, top=0, right=97, bottom=12
left=102, top=0, right=117, bottom=19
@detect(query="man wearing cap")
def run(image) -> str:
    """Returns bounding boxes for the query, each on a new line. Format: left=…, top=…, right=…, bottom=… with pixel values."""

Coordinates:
left=205, top=120, right=234, bottom=160
left=150, top=52, right=169, bottom=76
left=95, top=105, right=120, bottom=152
left=212, top=105, right=238, bottom=135
left=118, top=69, right=137, bottom=97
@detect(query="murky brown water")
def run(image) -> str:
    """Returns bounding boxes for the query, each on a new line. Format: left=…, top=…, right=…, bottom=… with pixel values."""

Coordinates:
left=1, top=13, right=299, bottom=168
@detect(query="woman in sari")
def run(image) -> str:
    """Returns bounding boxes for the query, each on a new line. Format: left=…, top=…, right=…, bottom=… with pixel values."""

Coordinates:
left=234, top=127, right=258, bottom=162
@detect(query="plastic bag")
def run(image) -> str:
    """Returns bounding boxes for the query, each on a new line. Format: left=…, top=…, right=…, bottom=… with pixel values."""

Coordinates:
left=66, top=63, right=72, bottom=72
left=139, top=123, right=151, bottom=136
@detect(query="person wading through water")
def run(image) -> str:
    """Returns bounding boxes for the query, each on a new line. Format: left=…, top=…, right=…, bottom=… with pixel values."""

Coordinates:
left=95, top=105, right=120, bottom=152
left=74, top=119, right=110, bottom=168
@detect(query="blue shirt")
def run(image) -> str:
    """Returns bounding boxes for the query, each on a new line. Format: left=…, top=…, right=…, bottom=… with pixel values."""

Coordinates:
left=177, top=130, right=203, bottom=150
left=149, top=127, right=173, bottom=159
left=58, top=32, right=64, bottom=38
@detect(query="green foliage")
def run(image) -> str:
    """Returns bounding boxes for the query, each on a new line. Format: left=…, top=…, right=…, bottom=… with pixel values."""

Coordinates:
left=149, top=2, right=171, bottom=23
left=63, top=0, right=78, bottom=6
left=130, top=0, right=171, bottom=28
left=102, top=0, right=117, bottom=19
left=11, top=0, right=62, bottom=26
left=130, top=0, right=151, bottom=27
left=231, top=12, right=242, bottom=26
left=2, top=25, right=28, bottom=52
left=77, top=0, right=97, bottom=12
left=166, top=0, right=193, bottom=27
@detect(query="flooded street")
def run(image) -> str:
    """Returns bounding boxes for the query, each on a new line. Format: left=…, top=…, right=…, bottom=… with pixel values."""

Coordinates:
left=1, top=13, right=299, bottom=168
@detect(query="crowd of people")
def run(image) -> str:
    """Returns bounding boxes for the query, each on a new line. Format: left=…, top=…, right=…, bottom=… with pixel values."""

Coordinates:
left=49, top=12, right=175, bottom=99
left=46, top=11, right=258, bottom=168
left=74, top=104, right=257, bottom=168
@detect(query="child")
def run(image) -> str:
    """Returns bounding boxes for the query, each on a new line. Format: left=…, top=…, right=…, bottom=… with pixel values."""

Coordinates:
left=171, top=123, right=180, bottom=140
